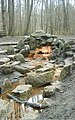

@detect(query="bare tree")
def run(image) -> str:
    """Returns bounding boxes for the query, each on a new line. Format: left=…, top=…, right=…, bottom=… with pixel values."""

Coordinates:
left=50, top=0, right=53, bottom=34
left=61, top=0, right=68, bottom=34
left=41, top=0, right=43, bottom=30
left=24, top=0, right=33, bottom=35
left=11, top=0, right=15, bottom=35
left=1, top=0, right=6, bottom=32
left=19, top=0, right=22, bottom=34
left=45, top=0, right=48, bottom=33
left=8, top=0, right=14, bottom=35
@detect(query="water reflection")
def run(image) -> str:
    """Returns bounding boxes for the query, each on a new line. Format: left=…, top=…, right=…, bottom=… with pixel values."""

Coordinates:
left=28, top=94, right=43, bottom=103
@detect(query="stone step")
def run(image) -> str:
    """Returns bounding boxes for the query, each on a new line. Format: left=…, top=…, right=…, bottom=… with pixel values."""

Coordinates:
left=0, top=50, right=7, bottom=54
left=0, top=42, right=18, bottom=46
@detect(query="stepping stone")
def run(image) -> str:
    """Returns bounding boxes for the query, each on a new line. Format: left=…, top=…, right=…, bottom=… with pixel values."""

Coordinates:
left=12, top=84, right=32, bottom=98
left=0, top=58, right=10, bottom=65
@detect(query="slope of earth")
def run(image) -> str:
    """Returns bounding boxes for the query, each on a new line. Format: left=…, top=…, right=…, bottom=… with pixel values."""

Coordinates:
left=36, top=70, right=75, bottom=120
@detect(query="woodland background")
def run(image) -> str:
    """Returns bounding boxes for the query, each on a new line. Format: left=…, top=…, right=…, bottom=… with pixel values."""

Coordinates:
left=0, top=0, right=75, bottom=36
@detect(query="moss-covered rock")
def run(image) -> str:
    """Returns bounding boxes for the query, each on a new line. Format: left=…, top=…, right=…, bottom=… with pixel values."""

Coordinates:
left=19, top=45, right=30, bottom=57
left=43, top=85, right=55, bottom=98
left=59, top=64, right=72, bottom=80
left=14, top=53, right=25, bottom=63
left=25, top=70, right=55, bottom=87
left=1, top=64, right=14, bottom=74
left=16, top=40, right=24, bottom=50
left=12, top=84, right=32, bottom=98
left=7, top=46, right=15, bottom=55
left=3, top=78, right=12, bottom=90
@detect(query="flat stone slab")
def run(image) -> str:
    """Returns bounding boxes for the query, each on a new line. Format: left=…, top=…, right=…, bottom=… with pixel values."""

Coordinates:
left=7, top=54, right=15, bottom=60
left=14, top=65, right=30, bottom=74
left=0, top=58, right=10, bottom=65
left=0, top=42, right=18, bottom=46
left=0, top=50, right=7, bottom=54
left=36, top=67, right=53, bottom=73
left=0, top=99, right=13, bottom=119
left=12, top=84, right=32, bottom=98
left=25, top=70, right=55, bottom=87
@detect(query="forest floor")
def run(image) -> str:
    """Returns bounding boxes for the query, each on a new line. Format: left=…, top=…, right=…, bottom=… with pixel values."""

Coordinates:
left=36, top=70, right=75, bottom=120
left=0, top=35, right=75, bottom=120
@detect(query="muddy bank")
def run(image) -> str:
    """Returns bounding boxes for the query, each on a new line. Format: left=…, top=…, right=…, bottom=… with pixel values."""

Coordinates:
left=35, top=70, right=75, bottom=120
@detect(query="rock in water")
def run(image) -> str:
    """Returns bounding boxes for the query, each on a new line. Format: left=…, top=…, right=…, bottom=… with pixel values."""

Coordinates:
left=12, top=84, right=32, bottom=98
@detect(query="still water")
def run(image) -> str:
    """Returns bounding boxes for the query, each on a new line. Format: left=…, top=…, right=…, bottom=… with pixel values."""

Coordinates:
left=28, top=94, right=43, bottom=103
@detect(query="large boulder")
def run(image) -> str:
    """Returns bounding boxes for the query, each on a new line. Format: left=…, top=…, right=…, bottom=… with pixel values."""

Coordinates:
left=1, top=64, right=14, bottom=74
left=30, top=30, right=57, bottom=50
left=3, top=78, right=12, bottom=90
left=14, top=53, right=25, bottom=63
left=24, top=36, right=30, bottom=45
left=66, top=40, right=75, bottom=45
left=7, top=46, right=15, bottom=55
left=43, top=80, right=62, bottom=98
left=43, top=85, right=56, bottom=98
left=19, top=45, right=30, bottom=57
left=64, top=42, right=71, bottom=51
left=14, top=65, right=30, bottom=74
left=52, top=39, right=64, bottom=54
left=0, top=58, right=10, bottom=65
left=12, top=84, right=32, bottom=98
left=53, top=62, right=72, bottom=81
left=25, top=70, right=55, bottom=87
left=59, top=64, right=72, bottom=80
left=16, top=40, right=25, bottom=50
left=52, top=46, right=60, bottom=57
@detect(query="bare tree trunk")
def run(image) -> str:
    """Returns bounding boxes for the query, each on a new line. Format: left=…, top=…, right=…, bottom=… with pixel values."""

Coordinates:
left=62, top=0, right=68, bottom=34
left=57, top=0, right=61, bottom=34
left=8, top=0, right=11, bottom=35
left=41, top=0, right=43, bottom=30
left=24, top=0, right=27, bottom=26
left=11, top=0, right=15, bottom=35
left=1, top=0, right=6, bottom=32
left=24, top=0, right=33, bottom=35
left=50, top=0, right=53, bottom=34
left=19, top=0, right=22, bottom=34
left=34, top=0, right=37, bottom=32
left=45, top=0, right=48, bottom=33
left=66, top=0, right=70, bottom=34
left=8, top=0, right=14, bottom=36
